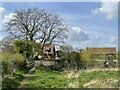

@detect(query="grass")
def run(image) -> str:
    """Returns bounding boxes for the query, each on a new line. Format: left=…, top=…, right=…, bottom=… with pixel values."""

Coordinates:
left=2, top=74, right=24, bottom=89
left=2, top=69, right=119, bottom=88
left=78, top=70, right=118, bottom=88
left=19, top=69, right=69, bottom=88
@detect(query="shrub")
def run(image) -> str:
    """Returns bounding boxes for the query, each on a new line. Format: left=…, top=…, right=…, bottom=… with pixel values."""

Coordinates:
left=13, top=40, right=43, bottom=59
left=81, top=50, right=95, bottom=69
left=12, top=53, right=25, bottom=70
left=2, top=52, right=14, bottom=77
left=13, top=40, right=33, bottom=59
left=2, top=52, right=25, bottom=78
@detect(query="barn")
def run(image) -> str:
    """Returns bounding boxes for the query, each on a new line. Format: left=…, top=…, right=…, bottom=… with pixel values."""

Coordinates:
left=86, top=47, right=116, bottom=55
left=86, top=47, right=117, bottom=68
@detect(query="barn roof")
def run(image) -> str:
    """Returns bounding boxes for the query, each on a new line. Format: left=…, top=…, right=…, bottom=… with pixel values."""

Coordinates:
left=86, top=47, right=116, bottom=55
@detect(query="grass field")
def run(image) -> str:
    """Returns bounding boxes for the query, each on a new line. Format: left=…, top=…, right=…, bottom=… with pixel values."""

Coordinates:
left=2, top=68, right=119, bottom=88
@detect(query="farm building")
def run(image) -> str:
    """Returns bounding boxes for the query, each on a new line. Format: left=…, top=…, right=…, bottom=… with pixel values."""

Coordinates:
left=86, top=47, right=117, bottom=60
left=86, top=47, right=116, bottom=55
left=86, top=47, right=117, bottom=68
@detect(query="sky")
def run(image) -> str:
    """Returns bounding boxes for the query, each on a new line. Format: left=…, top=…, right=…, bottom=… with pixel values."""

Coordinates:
left=0, top=2, right=118, bottom=49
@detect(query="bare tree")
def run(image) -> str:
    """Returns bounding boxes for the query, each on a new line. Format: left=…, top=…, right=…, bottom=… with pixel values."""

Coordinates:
left=2, top=36, right=15, bottom=52
left=4, top=8, right=68, bottom=45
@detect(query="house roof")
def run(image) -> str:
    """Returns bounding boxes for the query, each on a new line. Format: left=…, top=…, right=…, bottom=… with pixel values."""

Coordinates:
left=86, top=47, right=116, bottom=55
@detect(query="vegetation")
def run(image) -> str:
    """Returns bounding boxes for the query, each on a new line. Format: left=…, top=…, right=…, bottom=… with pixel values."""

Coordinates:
left=2, top=52, right=25, bottom=78
left=78, top=70, right=118, bottom=88
left=21, top=70, right=69, bottom=88
left=2, top=74, right=24, bottom=88
left=4, top=8, right=68, bottom=45
left=2, top=7, right=118, bottom=89
left=2, top=69, right=118, bottom=88
left=81, top=49, right=95, bottom=69
left=2, top=41, right=118, bottom=88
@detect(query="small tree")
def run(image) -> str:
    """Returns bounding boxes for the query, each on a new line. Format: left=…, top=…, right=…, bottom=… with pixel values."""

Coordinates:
left=60, top=45, right=73, bottom=62
left=59, top=45, right=85, bottom=70
left=13, top=40, right=33, bottom=59
left=60, top=45, right=73, bottom=69
left=70, top=51, right=82, bottom=70
left=13, top=40, right=43, bottom=59
left=81, top=49, right=94, bottom=69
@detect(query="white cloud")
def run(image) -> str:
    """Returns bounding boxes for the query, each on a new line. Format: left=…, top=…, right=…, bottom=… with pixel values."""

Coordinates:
left=110, top=36, right=118, bottom=43
left=0, top=7, right=6, bottom=14
left=0, top=35, right=3, bottom=40
left=105, top=43, right=109, bottom=46
left=3, top=13, right=17, bottom=24
left=72, top=27, right=82, bottom=34
left=70, top=26, right=89, bottom=42
left=92, top=2, right=118, bottom=20
left=95, top=35, right=100, bottom=40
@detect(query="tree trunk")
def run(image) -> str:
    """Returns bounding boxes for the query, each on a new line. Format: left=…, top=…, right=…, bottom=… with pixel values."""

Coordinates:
left=30, top=35, right=34, bottom=41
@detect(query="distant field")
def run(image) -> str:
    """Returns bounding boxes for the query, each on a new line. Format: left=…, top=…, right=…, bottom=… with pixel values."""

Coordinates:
left=2, top=68, right=119, bottom=88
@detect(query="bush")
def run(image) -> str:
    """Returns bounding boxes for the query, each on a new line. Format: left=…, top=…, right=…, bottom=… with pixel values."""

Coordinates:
left=13, top=40, right=33, bottom=59
left=2, top=52, right=25, bottom=78
left=13, top=40, right=43, bottom=59
left=2, top=52, right=14, bottom=77
left=12, top=53, right=25, bottom=70
left=81, top=50, right=95, bottom=69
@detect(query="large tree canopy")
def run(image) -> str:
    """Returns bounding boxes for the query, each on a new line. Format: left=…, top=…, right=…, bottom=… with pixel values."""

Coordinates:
left=4, top=8, right=68, bottom=45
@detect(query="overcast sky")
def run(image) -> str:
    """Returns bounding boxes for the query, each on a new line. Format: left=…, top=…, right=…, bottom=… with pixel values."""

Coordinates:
left=0, top=2, right=118, bottom=49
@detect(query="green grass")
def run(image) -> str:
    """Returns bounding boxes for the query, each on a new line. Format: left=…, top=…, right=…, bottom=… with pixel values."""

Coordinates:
left=78, top=70, right=118, bottom=88
left=2, top=69, right=119, bottom=88
left=2, top=74, right=24, bottom=88
left=22, top=69, right=69, bottom=88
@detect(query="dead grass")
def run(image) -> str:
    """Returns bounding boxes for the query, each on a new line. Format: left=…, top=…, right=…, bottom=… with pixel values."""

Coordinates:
left=85, top=68, right=118, bottom=73
left=65, top=68, right=118, bottom=88
left=84, top=79, right=100, bottom=87
left=68, top=81, right=79, bottom=88
left=66, top=71, right=80, bottom=79
left=83, top=79, right=118, bottom=88
left=65, top=70, right=81, bottom=88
